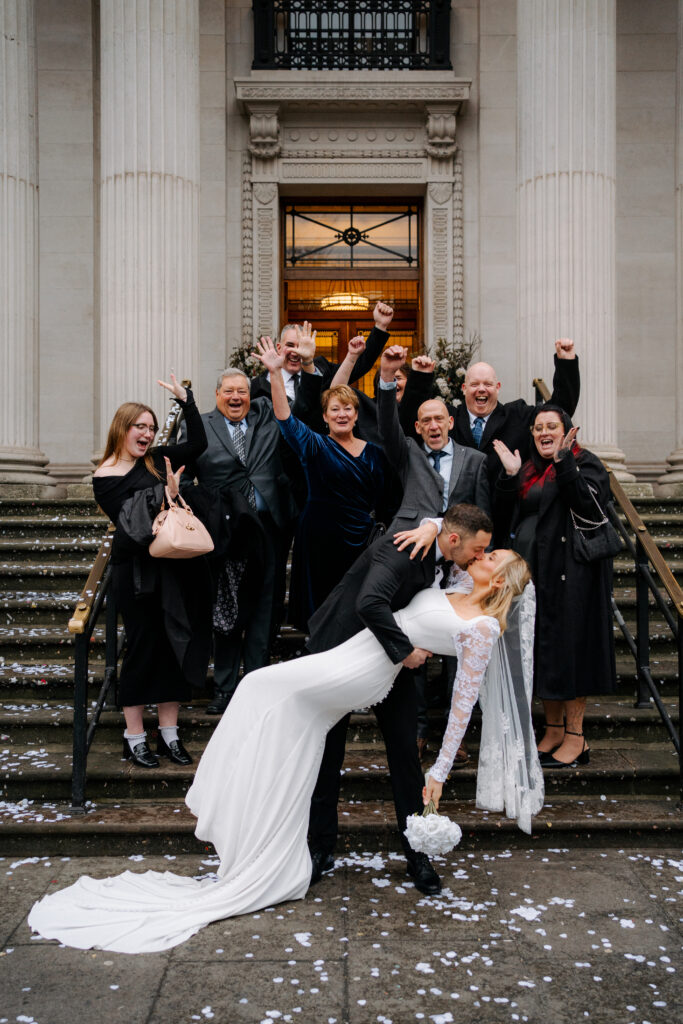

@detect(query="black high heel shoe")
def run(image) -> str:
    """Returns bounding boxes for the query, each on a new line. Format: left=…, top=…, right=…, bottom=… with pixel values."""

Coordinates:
left=537, top=721, right=565, bottom=763
left=543, top=729, right=590, bottom=769
left=122, top=737, right=160, bottom=768
left=157, top=733, right=193, bottom=766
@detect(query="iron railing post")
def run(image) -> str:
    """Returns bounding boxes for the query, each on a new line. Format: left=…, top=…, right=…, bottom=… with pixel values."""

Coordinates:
left=635, top=536, right=651, bottom=708
left=71, top=633, right=89, bottom=812
left=252, top=0, right=277, bottom=69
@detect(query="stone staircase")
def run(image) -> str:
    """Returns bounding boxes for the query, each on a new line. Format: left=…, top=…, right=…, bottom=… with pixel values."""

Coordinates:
left=0, top=495, right=681, bottom=855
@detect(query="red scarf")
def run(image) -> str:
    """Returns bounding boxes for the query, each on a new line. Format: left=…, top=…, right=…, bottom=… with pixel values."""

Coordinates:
left=519, top=443, right=581, bottom=499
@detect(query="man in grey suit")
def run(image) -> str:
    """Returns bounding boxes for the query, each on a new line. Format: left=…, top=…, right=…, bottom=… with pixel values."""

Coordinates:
left=189, top=369, right=298, bottom=715
left=377, top=343, right=491, bottom=759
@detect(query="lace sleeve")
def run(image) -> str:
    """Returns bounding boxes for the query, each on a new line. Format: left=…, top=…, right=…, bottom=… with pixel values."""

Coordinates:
left=429, top=617, right=500, bottom=783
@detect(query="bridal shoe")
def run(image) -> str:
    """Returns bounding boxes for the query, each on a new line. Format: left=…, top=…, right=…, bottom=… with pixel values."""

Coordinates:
left=157, top=734, right=193, bottom=766
left=122, top=738, right=159, bottom=768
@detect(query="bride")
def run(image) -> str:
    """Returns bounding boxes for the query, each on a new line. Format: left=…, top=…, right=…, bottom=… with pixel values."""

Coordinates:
left=29, top=548, right=535, bottom=955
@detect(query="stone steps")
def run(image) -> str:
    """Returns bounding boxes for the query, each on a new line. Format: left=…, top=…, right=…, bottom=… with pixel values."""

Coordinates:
left=0, top=494, right=681, bottom=850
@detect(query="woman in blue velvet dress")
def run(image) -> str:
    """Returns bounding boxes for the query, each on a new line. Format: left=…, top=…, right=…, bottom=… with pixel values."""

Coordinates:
left=255, top=336, right=388, bottom=631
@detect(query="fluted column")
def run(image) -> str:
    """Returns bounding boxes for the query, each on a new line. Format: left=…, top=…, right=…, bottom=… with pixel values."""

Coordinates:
left=658, top=0, right=683, bottom=495
left=517, top=0, right=633, bottom=479
left=0, top=0, right=57, bottom=490
left=99, top=0, right=200, bottom=446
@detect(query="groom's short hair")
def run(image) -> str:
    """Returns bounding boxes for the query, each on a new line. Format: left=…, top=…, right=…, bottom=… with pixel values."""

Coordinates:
left=443, top=503, right=493, bottom=538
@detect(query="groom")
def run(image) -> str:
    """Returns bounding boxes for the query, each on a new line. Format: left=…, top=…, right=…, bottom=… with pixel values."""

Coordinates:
left=306, top=503, right=493, bottom=894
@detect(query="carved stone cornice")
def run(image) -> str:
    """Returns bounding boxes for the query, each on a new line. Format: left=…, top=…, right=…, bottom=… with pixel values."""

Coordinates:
left=245, top=103, right=281, bottom=158
left=425, top=105, right=457, bottom=159
left=235, top=74, right=470, bottom=112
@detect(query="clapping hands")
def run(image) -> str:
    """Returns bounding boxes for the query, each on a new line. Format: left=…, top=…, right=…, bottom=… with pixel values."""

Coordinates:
left=492, top=439, right=522, bottom=476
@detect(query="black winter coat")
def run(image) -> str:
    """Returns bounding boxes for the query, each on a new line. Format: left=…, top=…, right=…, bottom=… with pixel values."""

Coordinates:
left=496, top=449, right=617, bottom=701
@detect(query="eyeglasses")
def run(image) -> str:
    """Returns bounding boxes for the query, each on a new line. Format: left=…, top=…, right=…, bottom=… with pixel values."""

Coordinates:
left=530, top=422, right=563, bottom=435
left=131, top=423, right=157, bottom=435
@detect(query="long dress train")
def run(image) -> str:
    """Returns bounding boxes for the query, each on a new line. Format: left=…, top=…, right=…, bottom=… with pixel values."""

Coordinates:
left=28, top=591, right=501, bottom=954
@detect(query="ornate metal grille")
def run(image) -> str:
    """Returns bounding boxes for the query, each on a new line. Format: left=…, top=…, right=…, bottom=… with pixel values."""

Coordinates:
left=284, top=204, right=420, bottom=269
left=252, top=0, right=452, bottom=71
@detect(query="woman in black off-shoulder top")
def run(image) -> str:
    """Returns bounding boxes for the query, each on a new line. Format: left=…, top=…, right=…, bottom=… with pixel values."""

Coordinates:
left=93, top=374, right=210, bottom=768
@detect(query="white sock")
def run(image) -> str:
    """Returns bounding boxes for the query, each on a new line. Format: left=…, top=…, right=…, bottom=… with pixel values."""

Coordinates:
left=124, top=730, right=146, bottom=752
left=160, top=726, right=179, bottom=746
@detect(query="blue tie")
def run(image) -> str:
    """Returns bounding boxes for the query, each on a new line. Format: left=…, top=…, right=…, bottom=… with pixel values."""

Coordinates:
left=430, top=449, right=446, bottom=473
left=472, top=417, right=485, bottom=447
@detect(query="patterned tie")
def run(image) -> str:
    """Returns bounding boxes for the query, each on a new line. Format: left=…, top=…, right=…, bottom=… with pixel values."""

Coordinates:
left=472, top=416, right=485, bottom=447
left=429, top=449, right=446, bottom=473
left=231, top=422, right=257, bottom=510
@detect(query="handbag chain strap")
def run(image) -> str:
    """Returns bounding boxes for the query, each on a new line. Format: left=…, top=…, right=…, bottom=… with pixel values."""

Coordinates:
left=570, top=484, right=609, bottom=533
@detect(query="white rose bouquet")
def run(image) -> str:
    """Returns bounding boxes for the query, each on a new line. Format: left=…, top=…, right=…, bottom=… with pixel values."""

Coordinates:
left=404, top=800, right=462, bottom=856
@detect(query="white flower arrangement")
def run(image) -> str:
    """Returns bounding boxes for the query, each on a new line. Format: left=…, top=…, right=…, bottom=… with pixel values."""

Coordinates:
left=430, top=332, right=482, bottom=405
left=404, top=800, right=462, bottom=856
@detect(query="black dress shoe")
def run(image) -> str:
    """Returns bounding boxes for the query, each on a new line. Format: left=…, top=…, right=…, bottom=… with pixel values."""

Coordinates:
left=407, top=853, right=442, bottom=895
left=122, top=737, right=159, bottom=768
left=206, top=693, right=231, bottom=716
left=156, top=734, right=193, bottom=766
left=309, top=850, right=335, bottom=885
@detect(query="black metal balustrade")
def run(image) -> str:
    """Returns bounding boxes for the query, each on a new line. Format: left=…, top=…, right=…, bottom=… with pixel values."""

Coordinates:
left=252, top=0, right=452, bottom=71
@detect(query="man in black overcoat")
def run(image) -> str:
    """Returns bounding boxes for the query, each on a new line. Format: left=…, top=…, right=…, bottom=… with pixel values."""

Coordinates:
left=452, top=339, right=579, bottom=542
left=306, top=504, right=493, bottom=895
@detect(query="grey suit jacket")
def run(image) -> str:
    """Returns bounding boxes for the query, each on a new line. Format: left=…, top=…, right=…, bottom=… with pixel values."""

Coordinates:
left=377, top=384, right=491, bottom=531
left=187, top=401, right=297, bottom=532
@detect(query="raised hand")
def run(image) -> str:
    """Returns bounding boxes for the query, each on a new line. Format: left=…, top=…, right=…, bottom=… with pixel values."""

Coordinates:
left=158, top=371, right=187, bottom=403
left=164, top=456, right=184, bottom=499
left=346, top=335, right=366, bottom=359
left=492, top=438, right=522, bottom=476
left=554, top=425, right=580, bottom=461
left=254, top=336, right=286, bottom=373
left=380, top=344, right=408, bottom=381
left=373, top=301, right=394, bottom=331
left=555, top=338, right=575, bottom=360
left=412, top=354, right=435, bottom=374
left=295, top=321, right=317, bottom=365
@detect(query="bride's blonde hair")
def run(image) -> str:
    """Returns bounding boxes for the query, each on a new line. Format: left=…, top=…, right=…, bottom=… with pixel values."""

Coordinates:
left=481, top=552, right=531, bottom=631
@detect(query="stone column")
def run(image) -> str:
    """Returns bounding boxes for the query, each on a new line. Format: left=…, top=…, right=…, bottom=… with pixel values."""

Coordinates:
left=517, top=0, right=633, bottom=479
left=98, top=0, right=200, bottom=446
left=0, top=0, right=58, bottom=491
left=658, top=0, right=683, bottom=495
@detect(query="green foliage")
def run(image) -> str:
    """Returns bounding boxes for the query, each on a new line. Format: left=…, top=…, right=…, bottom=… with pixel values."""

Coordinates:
left=228, top=339, right=262, bottom=379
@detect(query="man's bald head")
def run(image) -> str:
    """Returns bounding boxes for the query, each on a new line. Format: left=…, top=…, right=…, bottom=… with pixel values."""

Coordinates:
left=463, top=361, right=501, bottom=418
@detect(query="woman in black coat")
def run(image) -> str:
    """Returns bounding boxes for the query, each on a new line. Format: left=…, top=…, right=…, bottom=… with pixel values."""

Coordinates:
left=93, top=374, right=210, bottom=769
left=493, top=404, right=616, bottom=768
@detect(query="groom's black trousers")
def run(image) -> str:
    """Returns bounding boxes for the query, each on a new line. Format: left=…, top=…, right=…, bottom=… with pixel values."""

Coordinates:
left=308, top=666, right=424, bottom=859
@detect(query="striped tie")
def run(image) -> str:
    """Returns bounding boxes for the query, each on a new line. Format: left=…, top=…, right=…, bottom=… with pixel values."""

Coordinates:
left=231, top=423, right=257, bottom=510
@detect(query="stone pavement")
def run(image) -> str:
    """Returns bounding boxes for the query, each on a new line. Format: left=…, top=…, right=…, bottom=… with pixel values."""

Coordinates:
left=0, top=844, right=681, bottom=1024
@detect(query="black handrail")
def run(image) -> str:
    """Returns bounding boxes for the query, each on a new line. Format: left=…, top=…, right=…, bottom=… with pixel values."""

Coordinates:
left=534, top=377, right=682, bottom=804
left=70, top=388, right=190, bottom=811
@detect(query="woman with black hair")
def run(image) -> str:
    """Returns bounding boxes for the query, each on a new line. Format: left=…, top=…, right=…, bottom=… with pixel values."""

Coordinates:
left=493, top=403, right=617, bottom=768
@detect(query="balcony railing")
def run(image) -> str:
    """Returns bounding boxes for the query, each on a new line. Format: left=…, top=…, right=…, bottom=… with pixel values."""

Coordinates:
left=252, top=0, right=452, bottom=71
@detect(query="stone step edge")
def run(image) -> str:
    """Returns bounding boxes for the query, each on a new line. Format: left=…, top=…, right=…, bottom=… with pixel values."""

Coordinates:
left=0, top=797, right=680, bottom=840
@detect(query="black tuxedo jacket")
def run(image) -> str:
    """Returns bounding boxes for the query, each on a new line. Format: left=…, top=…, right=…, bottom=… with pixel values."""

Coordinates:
left=452, top=354, right=580, bottom=489
left=307, top=533, right=437, bottom=664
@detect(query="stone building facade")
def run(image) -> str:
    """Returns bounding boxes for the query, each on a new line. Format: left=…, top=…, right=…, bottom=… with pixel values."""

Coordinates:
left=1, top=0, right=681, bottom=493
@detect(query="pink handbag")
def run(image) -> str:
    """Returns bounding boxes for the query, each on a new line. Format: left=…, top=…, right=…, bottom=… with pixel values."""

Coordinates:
left=149, top=488, right=214, bottom=559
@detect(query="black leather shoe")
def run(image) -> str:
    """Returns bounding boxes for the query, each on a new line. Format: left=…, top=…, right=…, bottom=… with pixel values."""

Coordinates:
left=407, top=853, right=442, bottom=895
left=156, top=734, right=193, bottom=766
left=122, top=737, right=159, bottom=768
left=309, top=850, right=335, bottom=885
left=206, top=693, right=230, bottom=716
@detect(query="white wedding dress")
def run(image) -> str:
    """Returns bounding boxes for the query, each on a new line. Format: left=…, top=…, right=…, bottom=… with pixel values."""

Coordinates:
left=28, top=589, right=537, bottom=955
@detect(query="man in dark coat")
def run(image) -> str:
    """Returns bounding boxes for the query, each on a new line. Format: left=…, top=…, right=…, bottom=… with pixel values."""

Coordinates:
left=186, top=369, right=298, bottom=715
left=306, top=504, right=493, bottom=895
left=452, top=338, right=580, bottom=542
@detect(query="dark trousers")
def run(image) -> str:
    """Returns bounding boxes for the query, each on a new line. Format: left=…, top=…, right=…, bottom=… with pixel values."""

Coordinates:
left=213, top=510, right=287, bottom=699
left=308, top=667, right=424, bottom=860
